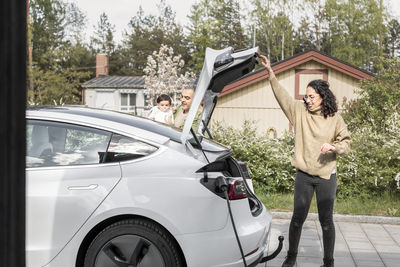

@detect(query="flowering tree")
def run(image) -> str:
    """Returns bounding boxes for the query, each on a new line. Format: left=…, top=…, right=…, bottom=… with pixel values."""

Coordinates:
left=143, top=44, right=196, bottom=107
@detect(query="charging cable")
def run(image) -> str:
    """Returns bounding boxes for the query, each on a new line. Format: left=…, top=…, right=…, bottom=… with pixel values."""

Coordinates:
left=216, top=176, right=248, bottom=267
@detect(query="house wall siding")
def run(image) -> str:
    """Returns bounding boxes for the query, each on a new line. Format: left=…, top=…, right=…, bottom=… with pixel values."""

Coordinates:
left=85, top=89, right=96, bottom=107
left=83, top=88, right=146, bottom=115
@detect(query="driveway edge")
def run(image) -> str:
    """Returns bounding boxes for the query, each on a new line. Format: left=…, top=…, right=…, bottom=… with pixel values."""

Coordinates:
left=272, top=212, right=400, bottom=225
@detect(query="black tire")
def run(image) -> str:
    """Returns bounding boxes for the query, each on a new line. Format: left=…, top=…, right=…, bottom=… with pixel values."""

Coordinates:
left=84, top=219, right=184, bottom=267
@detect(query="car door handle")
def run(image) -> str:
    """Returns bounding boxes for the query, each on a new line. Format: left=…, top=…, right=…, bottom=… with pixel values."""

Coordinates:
left=68, top=184, right=98, bottom=190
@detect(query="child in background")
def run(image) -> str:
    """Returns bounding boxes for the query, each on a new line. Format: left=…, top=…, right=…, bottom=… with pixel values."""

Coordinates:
left=148, top=94, right=174, bottom=124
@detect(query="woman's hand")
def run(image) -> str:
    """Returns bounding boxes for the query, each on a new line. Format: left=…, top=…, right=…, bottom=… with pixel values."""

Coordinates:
left=259, top=55, right=275, bottom=78
left=321, top=143, right=336, bottom=154
left=259, top=55, right=271, bottom=68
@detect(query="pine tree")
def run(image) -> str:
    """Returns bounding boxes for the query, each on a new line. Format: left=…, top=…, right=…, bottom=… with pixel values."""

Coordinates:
left=187, top=0, right=247, bottom=72
left=250, top=0, right=296, bottom=63
left=117, top=1, right=189, bottom=76
left=209, top=0, right=246, bottom=49
left=294, top=19, right=317, bottom=54
left=269, top=12, right=295, bottom=62
left=28, top=0, right=92, bottom=105
left=323, top=0, right=388, bottom=70
left=91, top=12, right=116, bottom=55
left=187, top=1, right=217, bottom=72
left=30, top=0, right=68, bottom=69
left=385, top=19, right=400, bottom=58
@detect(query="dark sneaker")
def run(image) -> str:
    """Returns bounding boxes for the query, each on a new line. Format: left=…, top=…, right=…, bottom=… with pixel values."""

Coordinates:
left=320, top=258, right=334, bottom=267
left=281, top=253, right=297, bottom=267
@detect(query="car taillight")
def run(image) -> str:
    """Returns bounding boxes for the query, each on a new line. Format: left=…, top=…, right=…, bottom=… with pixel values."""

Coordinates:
left=244, top=247, right=259, bottom=257
left=228, top=179, right=248, bottom=200
left=238, top=161, right=252, bottom=180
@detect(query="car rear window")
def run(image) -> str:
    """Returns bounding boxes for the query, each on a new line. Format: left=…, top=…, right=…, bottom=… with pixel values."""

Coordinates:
left=103, top=133, right=158, bottom=163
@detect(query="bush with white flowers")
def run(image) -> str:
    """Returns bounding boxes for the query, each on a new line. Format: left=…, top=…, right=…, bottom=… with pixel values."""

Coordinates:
left=339, top=57, right=400, bottom=198
left=143, top=44, right=196, bottom=108
left=213, top=121, right=296, bottom=193
left=213, top=117, right=400, bottom=199
left=337, top=111, right=400, bottom=198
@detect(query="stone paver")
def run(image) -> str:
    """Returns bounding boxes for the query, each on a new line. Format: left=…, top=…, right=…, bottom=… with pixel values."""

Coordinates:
left=383, top=224, right=400, bottom=246
left=257, top=218, right=400, bottom=267
left=361, top=224, right=400, bottom=267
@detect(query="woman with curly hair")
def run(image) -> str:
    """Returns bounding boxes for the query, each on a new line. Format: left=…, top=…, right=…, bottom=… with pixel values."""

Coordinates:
left=259, top=55, right=351, bottom=267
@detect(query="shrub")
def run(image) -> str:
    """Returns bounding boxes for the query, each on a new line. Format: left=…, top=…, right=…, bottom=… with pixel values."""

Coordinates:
left=342, top=57, right=400, bottom=134
left=213, top=121, right=296, bottom=193
left=337, top=112, right=400, bottom=198
left=340, top=57, right=400, bottom=198
left=212, top=117, right=400, bottom=199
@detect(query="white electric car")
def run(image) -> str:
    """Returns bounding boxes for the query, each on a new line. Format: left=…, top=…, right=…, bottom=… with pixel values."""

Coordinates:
left=26, top=47, right=281, bottom=267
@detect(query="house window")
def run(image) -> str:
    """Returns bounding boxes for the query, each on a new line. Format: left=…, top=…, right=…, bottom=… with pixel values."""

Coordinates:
left=120, top=93, right=136, bottom=112
left=290, top=69, right=328, bottom=132
left=294, top=69, right=328, bottom=100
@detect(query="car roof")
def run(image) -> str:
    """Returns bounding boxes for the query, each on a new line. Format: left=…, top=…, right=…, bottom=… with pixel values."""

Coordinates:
left=27, top=106, right=182, bottom=143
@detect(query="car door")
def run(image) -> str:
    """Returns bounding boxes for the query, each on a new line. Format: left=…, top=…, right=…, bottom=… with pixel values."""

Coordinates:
left=26, top=120, right=122, bottom=267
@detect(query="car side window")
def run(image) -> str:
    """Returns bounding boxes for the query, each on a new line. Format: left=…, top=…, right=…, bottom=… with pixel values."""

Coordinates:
left=104, top=133, right=158, bottom=163
left=26, top=120, right=112, bottom=168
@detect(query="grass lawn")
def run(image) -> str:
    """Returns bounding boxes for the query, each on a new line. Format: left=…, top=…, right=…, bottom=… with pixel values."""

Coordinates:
left=255, top=191, right=400, bottom=217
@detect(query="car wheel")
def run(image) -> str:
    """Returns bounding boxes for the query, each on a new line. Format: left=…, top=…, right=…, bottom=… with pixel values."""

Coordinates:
left=84, top=219, right=184, bottom=267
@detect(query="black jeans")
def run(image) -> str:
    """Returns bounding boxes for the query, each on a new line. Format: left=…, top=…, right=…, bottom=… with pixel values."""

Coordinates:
left=288, top=169, right=337, bottom=261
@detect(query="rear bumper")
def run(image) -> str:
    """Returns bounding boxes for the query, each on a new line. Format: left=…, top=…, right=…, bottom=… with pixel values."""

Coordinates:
left=175, top=203, right=272, bottom=267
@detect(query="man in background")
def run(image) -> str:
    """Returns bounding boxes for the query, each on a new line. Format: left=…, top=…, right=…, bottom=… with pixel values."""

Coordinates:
left=174, top=87, right=202, bottom=130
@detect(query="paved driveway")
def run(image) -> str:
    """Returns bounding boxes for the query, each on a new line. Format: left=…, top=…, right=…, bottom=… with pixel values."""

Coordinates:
left=258, top=219, right=400, bottom=267
left=260, top=217, right=400, bottom=267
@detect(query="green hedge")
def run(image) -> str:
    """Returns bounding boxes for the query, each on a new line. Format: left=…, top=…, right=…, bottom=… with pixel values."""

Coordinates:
left=212, top=119, right=400, bottom=199
left=213, top=121, right=296, bottom=194
left=336, top=113, right=400, bottom=198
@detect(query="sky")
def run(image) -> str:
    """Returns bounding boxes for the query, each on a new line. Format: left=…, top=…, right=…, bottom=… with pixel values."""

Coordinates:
left=68, top=0, right=196, bottom=42
left=67, top=0, right=400, bottom=43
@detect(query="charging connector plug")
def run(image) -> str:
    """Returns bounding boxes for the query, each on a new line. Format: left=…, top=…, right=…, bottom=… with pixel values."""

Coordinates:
left=215, top=176, right=228, bottom=193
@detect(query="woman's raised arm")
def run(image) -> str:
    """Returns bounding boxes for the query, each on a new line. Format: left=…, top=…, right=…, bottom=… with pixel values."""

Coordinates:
left=259, top=55, right=297, bottom=124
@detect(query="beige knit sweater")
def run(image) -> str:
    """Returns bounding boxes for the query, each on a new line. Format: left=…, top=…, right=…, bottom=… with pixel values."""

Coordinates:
left=270, top=77, right=351, bottom=179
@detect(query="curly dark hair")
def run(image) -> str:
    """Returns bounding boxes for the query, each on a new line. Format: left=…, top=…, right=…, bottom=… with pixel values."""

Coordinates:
left=305, top=79, right=338, bottom=118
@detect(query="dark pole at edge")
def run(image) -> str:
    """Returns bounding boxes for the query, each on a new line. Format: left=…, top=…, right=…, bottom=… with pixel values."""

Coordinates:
left=0, top=0, right=27, bottom=266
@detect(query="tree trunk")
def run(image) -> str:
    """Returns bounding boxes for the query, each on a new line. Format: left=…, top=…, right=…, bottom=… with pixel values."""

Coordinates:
left=378, top=0, right=383, bottom=57
left=281, top=32, right=285, bottom=60
left=27, top=0, right=33, bottom=92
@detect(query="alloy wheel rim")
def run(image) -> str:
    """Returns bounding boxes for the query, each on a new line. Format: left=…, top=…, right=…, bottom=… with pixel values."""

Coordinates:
left=94, top=234, right=165, bottom=267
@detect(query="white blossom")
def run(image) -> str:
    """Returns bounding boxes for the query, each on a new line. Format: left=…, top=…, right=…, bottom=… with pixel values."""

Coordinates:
left=144, top=44, right=196, bottom=107
left=395, top=173, right=400, bottom=190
